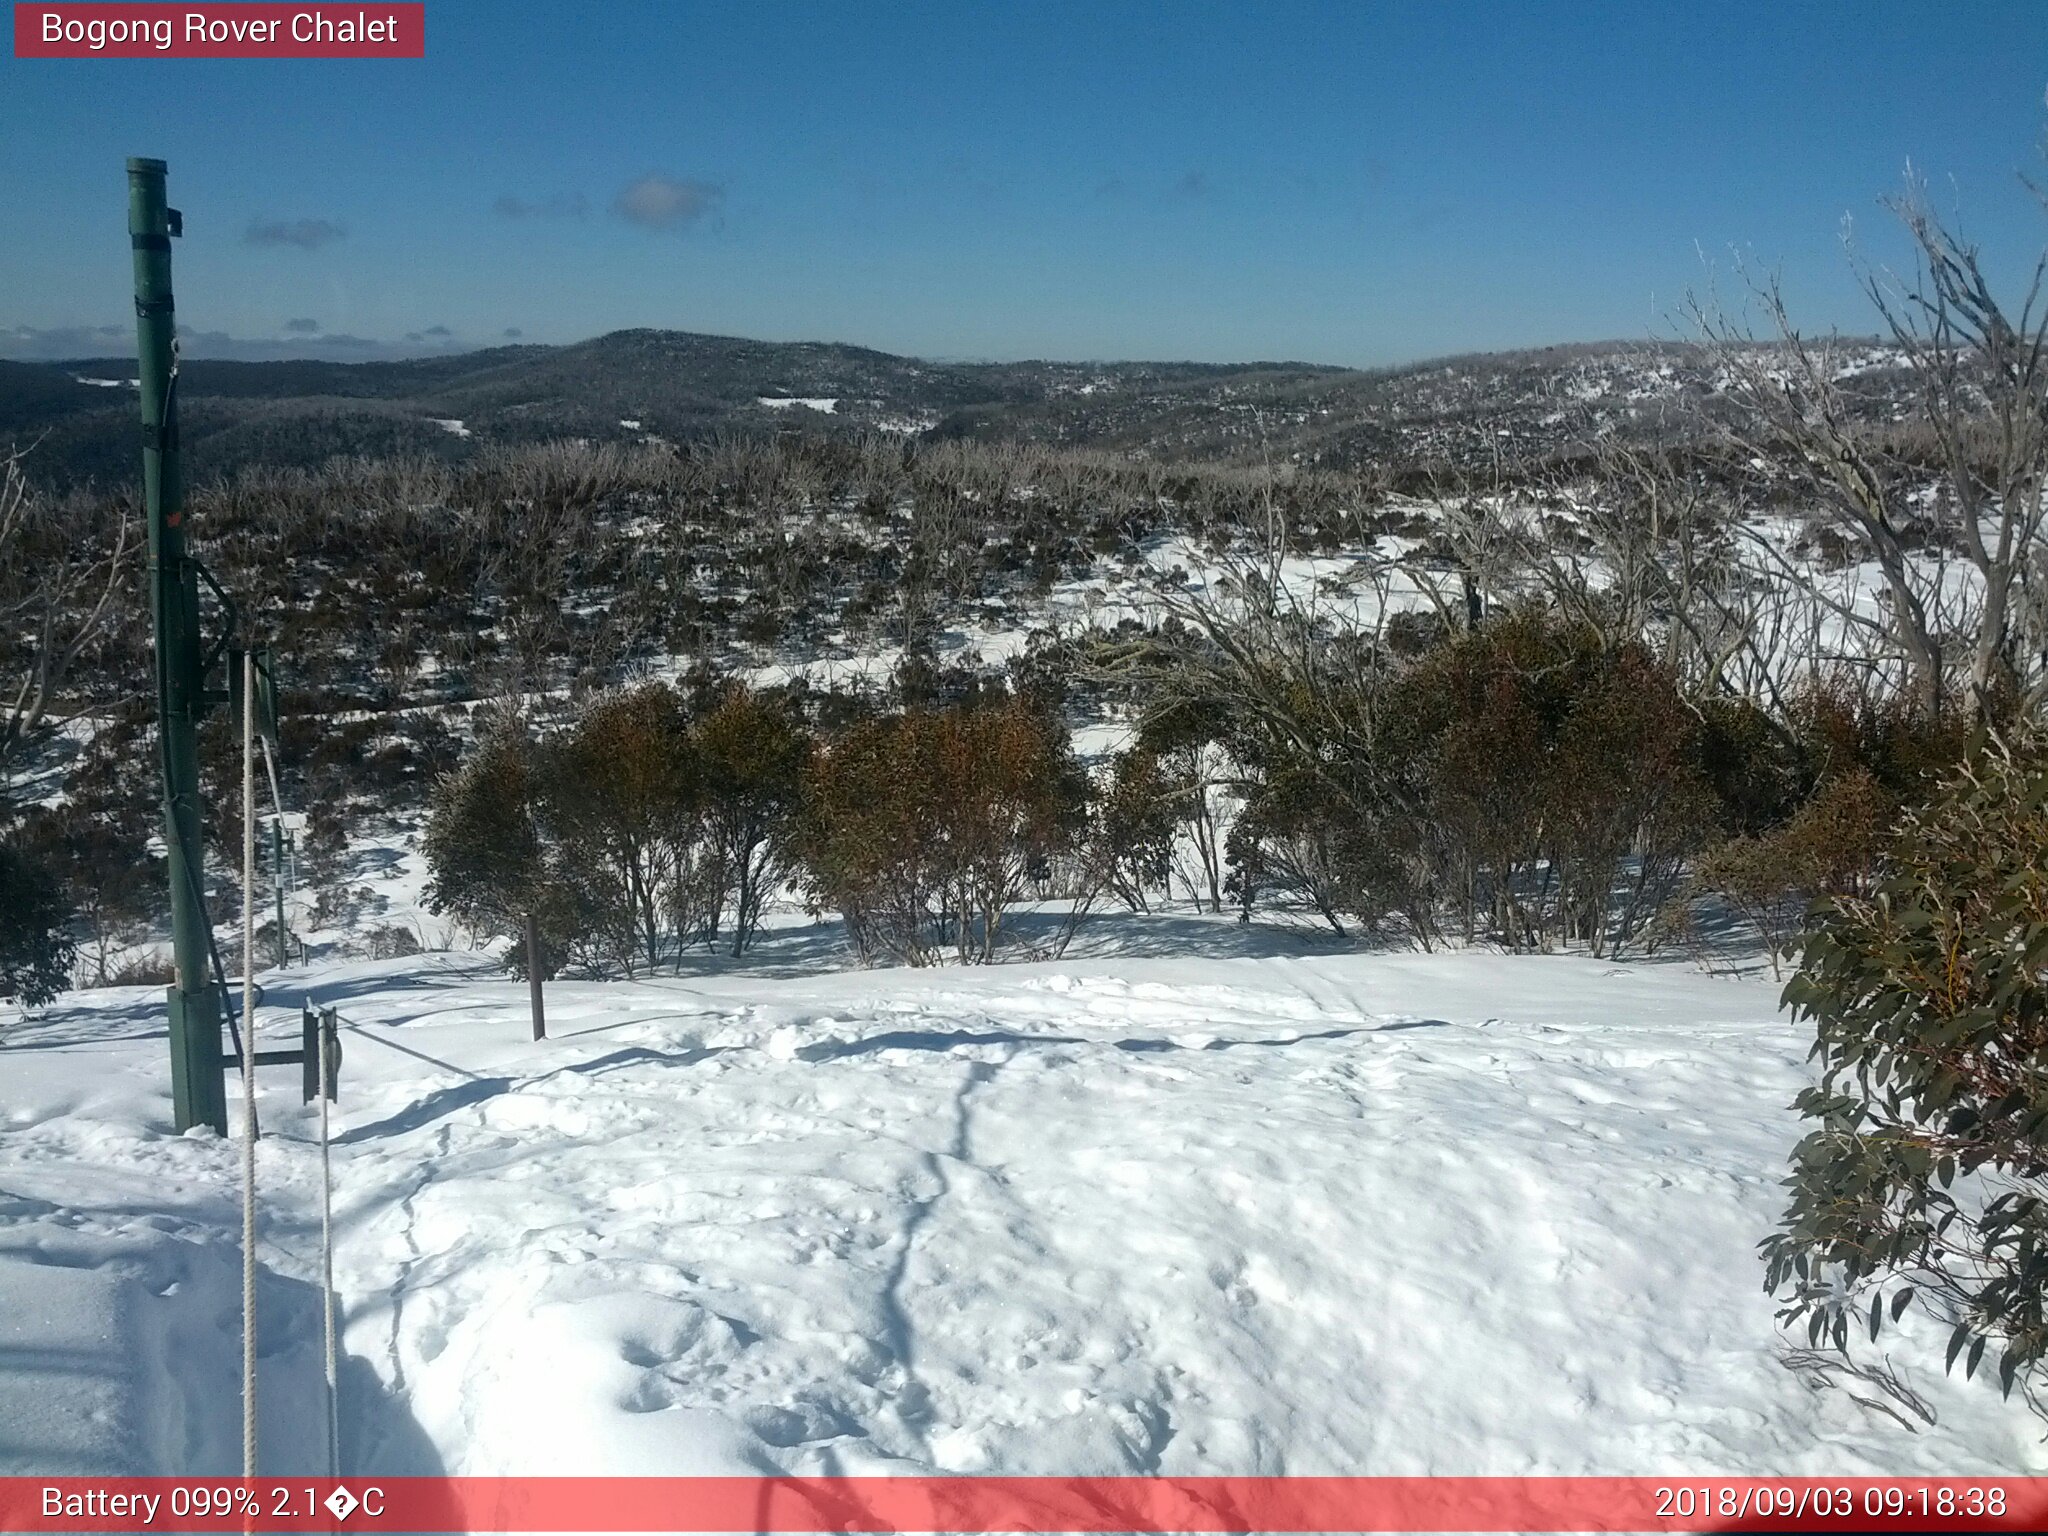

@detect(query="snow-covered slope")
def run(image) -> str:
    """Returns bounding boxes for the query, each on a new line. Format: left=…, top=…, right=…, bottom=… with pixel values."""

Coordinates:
left=2, top=927, right=2041, bottom=1478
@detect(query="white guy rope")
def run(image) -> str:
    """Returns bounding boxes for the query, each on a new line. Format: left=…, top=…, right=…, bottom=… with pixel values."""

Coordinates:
left=320, top=1018, right=340, bottom=1478
left=259, top=708, right=336, bottom=1470
left=240, top=649, right=258, bottom=1481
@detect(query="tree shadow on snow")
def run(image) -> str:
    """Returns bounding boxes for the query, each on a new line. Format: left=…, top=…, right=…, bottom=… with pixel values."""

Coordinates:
left=329, top=1039, right=736, bottom=1146
left=795, top=1017, right=1447, bottom=1065
left=0, top=993, right=168, bottom=1053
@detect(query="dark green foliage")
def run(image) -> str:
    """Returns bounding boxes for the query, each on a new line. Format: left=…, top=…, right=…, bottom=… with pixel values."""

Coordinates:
left=800, top=700, right=1085, bottom=965
left=1398, top=614, right=1716, bottom=952
left=424, top=681, right=819, bottom=975
left=1692, top=769, right=1894, bottom=977
left=1137, top=698, right=1234, bottom=914
left=421, top=728, right=544, bottom=956
left=1227, top=758, right=1376, bottom=937
left=1199, top=611, right=1717, bottom=951
left=1685, top=683, right=1972, bottom=970
left=695, top=687, right=812, bottom=956
left=1092, top=747, right=1184, bottom=913
left=1692, top=698, right=1808, bottom=839
left=1762, top=735, right=2048, bottom=1412
left=531, top=685, right=700, bottom=976
left=9, top=716, right=167, bottom=984
left=0, top=841, right=76, bottom=1006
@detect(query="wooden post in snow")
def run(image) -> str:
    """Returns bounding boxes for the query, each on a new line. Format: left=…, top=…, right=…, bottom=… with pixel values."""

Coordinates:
left=526, top=911, right=546, bottom=1041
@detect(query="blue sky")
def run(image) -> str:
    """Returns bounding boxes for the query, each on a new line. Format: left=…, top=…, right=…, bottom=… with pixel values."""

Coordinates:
left=3, top=0, right=2046, bottom=366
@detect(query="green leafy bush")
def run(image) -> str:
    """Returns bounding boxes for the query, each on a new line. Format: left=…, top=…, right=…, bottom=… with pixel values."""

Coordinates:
left=695, top=687, right=812, bottom=956
left=1400, top=613, right=1715, bottom=952
left=0, top=841, right=76, bottom=1006
left=421, top=728, right=545, bottom=961
left=425, top=682, right=826, bottom=975
left=800, top=700, right=1083, bottom=965
left=1762, top=734, right=2048, bottom=1412
left=1092, top=747, right=1183, bottom=914
left=1691, top=768, right=1893, bottom=977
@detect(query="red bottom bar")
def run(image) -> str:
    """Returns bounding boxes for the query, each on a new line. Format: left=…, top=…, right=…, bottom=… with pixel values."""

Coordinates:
left=2, top=1476, right=2043, bottom=1533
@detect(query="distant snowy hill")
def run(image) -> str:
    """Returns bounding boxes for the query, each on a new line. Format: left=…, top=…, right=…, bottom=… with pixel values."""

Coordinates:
left=0, top=329, right=1913, bottom=487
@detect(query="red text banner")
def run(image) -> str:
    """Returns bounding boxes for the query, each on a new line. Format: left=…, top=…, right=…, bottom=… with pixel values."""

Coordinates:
left=1, top=1476, right=2044, bottom=1533
left=13, top=5, right=424, bottom=58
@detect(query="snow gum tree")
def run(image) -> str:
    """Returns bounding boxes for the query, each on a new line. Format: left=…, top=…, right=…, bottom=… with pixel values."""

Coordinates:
left=426, top=682, right=824, bottom=976
left=421, top=727, right=548, bottom=969
left=1398, top=614, right=1717, bottom=953
left=1091, top=746, right=1183, bottom=914
left=0, top=447, right=124, bottom=1004
left=1763, top=734, right=2048, bottom=1414
left=0, top=449, right=129, bottom=774
left=1698, top=170, right=2048, bottom=725
left=694, top=686, right=811, bottom=957
left=800, top=699, right=1084, bottom=965
left=534, top=685, right=699, bottom=976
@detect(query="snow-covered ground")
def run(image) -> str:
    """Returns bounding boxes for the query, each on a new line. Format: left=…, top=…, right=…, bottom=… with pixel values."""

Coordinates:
left=3, top=916, right=2041, bottom=1479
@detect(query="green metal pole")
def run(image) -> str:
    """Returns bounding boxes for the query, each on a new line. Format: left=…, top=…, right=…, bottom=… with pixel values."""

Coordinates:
left=273, top=817, right=288, bottom=969
left=131, top=157, right=227, bottom=1135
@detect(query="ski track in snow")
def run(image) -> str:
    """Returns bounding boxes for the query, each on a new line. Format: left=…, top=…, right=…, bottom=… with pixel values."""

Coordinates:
left=2, top=942, right=2044, bottom=1478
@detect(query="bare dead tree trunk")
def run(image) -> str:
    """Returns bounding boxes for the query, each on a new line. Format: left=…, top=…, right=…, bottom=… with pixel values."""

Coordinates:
left=1692, top=279, right=1953, bottom=720
left=1865, top=178, right=2048, bottom=718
